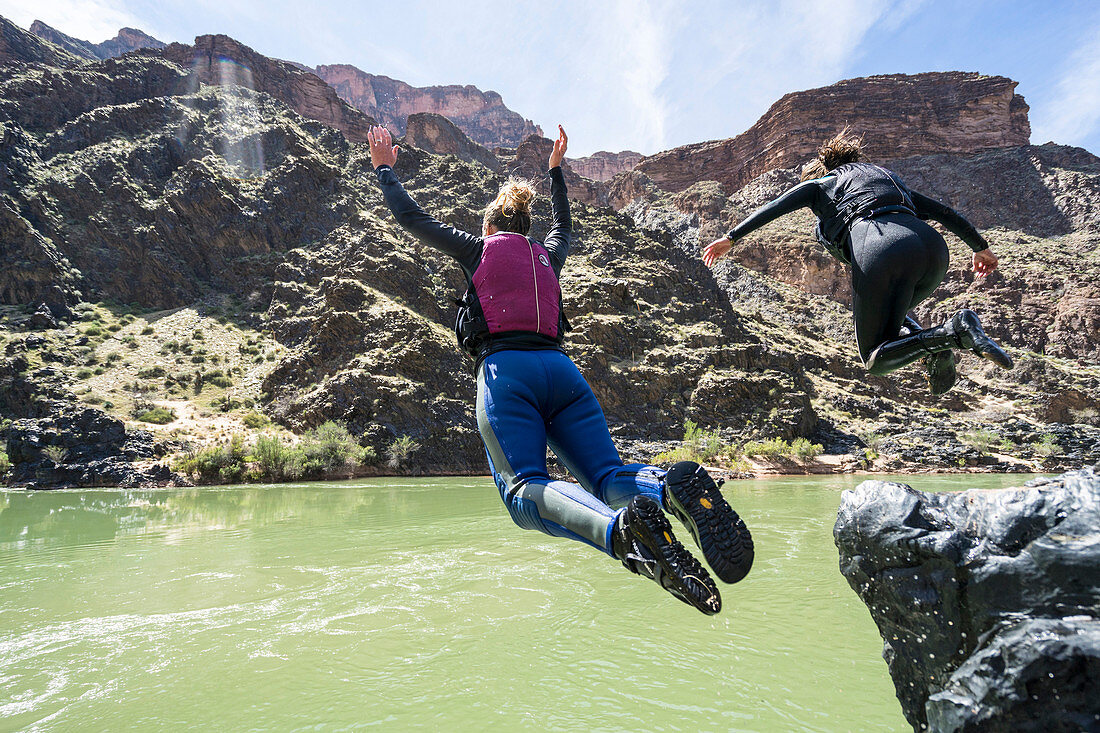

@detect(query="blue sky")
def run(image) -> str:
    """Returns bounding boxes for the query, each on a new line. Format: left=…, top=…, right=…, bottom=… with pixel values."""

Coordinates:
left=4, top=0, right=1099, bottom=157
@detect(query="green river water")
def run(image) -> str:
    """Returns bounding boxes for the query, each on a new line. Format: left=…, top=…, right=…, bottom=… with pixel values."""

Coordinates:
left=0, top=473, right=1044, bottom=731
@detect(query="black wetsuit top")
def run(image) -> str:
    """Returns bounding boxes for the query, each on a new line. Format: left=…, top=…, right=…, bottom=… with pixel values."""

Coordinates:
left=726, top=163, right=989, bottom=362
left=726, top=162, right=989, bottom=262
left=375, top=164, right=572, bottom=364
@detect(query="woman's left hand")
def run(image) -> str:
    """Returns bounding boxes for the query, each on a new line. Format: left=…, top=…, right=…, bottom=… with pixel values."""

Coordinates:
left=973, top=248, right=998, bottom=277
left=549, top=125, right=568, bottom=169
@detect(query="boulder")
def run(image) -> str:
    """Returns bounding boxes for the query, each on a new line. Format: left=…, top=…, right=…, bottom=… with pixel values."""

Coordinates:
left=834, top=467, right=1100, bottom=731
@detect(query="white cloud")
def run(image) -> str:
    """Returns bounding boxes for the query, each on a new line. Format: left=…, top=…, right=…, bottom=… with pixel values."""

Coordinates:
left=0, top=0, right=155, bottom=43
left=1030, top=21, right=1100, bottom=146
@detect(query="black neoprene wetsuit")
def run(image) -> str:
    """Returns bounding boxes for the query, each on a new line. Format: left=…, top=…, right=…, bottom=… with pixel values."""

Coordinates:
left=726, top=162, right=989, bottom=364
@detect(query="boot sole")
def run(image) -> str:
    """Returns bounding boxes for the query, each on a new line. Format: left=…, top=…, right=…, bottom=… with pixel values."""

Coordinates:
left=665, top=462, right=754, bottom=584
left=629, top=496, right=721, bottom=615
left=926, top=351, right=957, bottom=395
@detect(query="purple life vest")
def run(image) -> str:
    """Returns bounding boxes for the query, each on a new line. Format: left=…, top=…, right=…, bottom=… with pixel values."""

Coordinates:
left=453, top=232, right=567, bottom=359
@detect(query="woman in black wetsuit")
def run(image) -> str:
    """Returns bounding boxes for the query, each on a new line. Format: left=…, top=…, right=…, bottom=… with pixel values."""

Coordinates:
left=703, top=132, right=1013, bottom=395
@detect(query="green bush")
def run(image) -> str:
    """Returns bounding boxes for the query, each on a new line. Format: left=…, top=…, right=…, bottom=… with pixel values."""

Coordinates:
left=0, top=450, right=10, bottom=476
left=962, top=428, right=998, bottom=454
left=84, top=325, right=103, bottom=337
left=241, top=411, right=270, bottom=429
left=1033, top=433, right=1063, bottom=460
left=742, top=437, right=790, bottom=458
left=43, top=445, right=68, bottom=464
left=385, top=434, right=420, bottom=469
left=136, top=406, right=176, bottom=424
left=654, top=420, right=728, bottom=465
left=205, top=372, right=233, bottom=388
left=75, top=368, right=94, bottom=379
left=302, top=421, right=364, bottom=472
left=138, top=366, right=166, bottom=379
left=251, top=435, right=290, bottom=481
left=107, top=323, right=122, bottom=333
left=790, top=437, right=824, bottom=459
left=175, top=436, right=248, bottom=483
left=141, top=326, right=155, bottom=335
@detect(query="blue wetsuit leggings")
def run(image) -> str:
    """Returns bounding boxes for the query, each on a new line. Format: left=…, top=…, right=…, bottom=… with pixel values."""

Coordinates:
left=476, top=349, right=665, bottom=556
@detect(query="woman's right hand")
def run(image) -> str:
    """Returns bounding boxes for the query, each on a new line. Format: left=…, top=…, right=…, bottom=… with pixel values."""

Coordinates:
left=368, top=126, right=399, bottom=169
left=548, top=125, right=568, bottom=169
left=703, top=237, right=732, bottom=267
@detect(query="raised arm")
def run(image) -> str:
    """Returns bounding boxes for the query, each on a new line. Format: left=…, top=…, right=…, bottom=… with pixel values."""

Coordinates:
left=909, top=190, right=998, bottom=276
left=369, top=126, right=482, bottom=273
left=703, top=180, right=821, bottom=267
left=543, top=125, right=571, bottom=273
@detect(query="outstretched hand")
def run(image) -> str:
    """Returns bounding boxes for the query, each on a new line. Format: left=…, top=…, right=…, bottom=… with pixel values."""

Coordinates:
left=549, top=125, right=568, bottom=169
left=703, top=237, right=732, bottom=267
left=368, top=126, right=399, bottom=169
left=973, top=248, right=998, bottom=277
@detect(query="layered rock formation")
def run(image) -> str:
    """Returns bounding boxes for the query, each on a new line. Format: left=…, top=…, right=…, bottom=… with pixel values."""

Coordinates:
left=154, top=35, right=376, bottom=143
left=570, top=150, right=643, bottom=182
left=0, top=15, right=83, bottom=67
left=636, top=72, right=1030, bottom=194
left=834, top=467, right=1100, bottom=731
left=29, top=20, right=165, bottom=60
left=314, top=64, right=540, bottom=148
left=404, top=112, right=501, bottom=172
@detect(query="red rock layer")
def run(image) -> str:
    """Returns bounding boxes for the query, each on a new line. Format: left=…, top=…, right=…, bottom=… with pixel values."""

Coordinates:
left=570, top=150, right=643, bottom=182
left=636, top=72, right=1031, bottom=193
left=158, top=35, right=375, bottom=142
left=314, top=64, right=540, bottom=149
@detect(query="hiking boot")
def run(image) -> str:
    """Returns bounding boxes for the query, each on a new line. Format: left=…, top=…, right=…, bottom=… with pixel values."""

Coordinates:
left=950, top=309, right=1014, bottom=369
left=663, top=461, right=754, bottom=584
left=612, top=495, right=721, bottom=615
left=924, top=350, right=957, bottom=396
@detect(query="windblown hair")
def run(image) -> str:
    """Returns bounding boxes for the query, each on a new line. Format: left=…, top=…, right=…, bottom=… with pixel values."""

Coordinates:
left=483, top=179, right=535, bottom=235
left=817, top=128, right=864, bottom=171
left=800, top=159, right=828, bottom=182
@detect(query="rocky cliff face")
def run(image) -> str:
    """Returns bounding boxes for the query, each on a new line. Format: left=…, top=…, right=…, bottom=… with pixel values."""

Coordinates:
left=0, top=16, right=83, bottom=67
left=29, top=20, right=165, bottom=60
left=834, top=467, right=1100, bottom=731
left=314, top=64, right=540, bottom=148
left=570, top=150, right=643, bottom=182
left=155, top=35, right=376, bottom=143
left=1, top=15, right=1096, bottom=486
left=404, top=112, right=501, bottom=173
left=635, top=72, right=1030, bottom=194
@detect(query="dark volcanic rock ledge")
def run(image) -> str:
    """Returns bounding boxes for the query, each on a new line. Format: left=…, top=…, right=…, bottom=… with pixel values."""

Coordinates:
left=834, top=468, right=1100, bottom=731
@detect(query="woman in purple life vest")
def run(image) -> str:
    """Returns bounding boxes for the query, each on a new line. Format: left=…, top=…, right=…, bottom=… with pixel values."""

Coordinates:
left=368, top=125, right=752, bottom=615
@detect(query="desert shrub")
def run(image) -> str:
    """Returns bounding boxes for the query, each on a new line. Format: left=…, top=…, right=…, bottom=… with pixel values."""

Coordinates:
left=107, top=323, right=122, bottom=333
left=192, top=329, right=204, bottom=340
left=242, top=411, right=270, bottom=429
left=962, top=428, right=998, bottom=454
left=191, top=355, right=206, bottom=364
left=790, top=437, right=824, bottom=459
left=212, top=396, right=242, bottom=412
left=75, top=368, right=93, bottom=379
left=1033, top=433, right=1063, bottom=460
left=251, top=435, right=290, bottom=481
left=136, top=406, right=176, bottom=424
left=205, top=371, right=232, bottom=388
left=0, top=449, right=10, bottom=476
left=84, top=325, right=103, bottom=337
left=386, top=434, right=420, bottom=469
left=175, top=436, right=248, bottom=483
left=138, top=366, right=166, bottom=379
left=654, top=420, right=728, bottom=465
left=105, top=352, right=122, bottom=363
left=741, top=437, right=791, bottom=458
left=93, top=366, right=106, bottom=375
left=301, top=422, right=363, bottom=472
left=141, top=326, right=154, bottom=335
left=43, top=445, right=68, bottom=464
